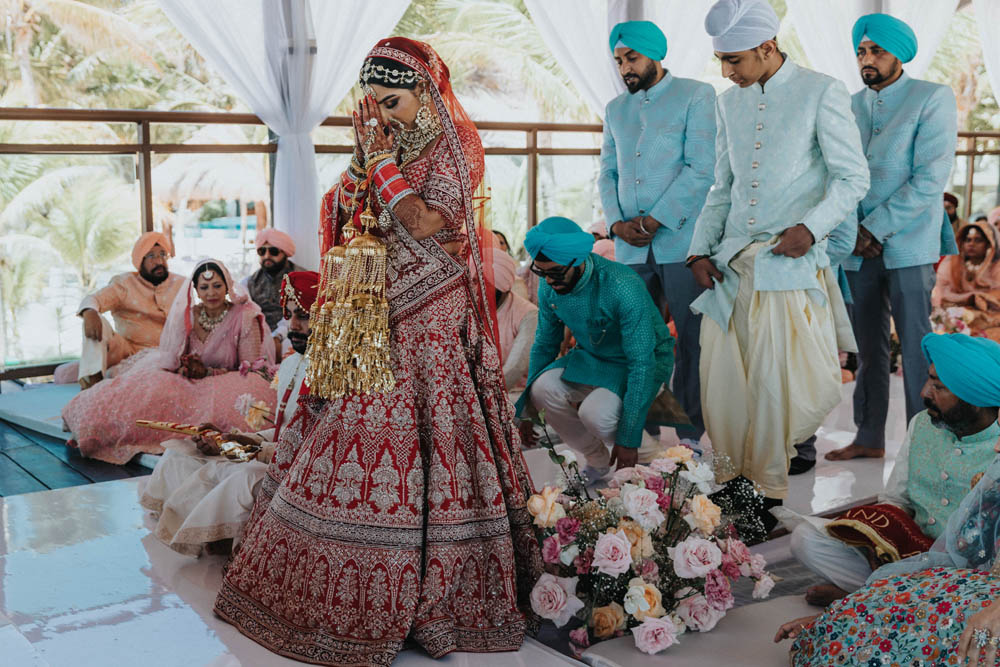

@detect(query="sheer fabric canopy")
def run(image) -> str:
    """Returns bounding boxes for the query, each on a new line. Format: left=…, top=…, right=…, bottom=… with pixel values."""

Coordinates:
left=157, top=0, right=410, bottom=271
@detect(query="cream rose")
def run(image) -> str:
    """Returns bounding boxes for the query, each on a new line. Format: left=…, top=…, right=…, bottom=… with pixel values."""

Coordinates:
left=684, top=494, right=722, bottom=535
left=529, top=573, right=585, bottom=627
left=668, top=536, right=722, bottom=579
left=592, top=529, right=634, bottom=576
left=679, top=460, right=715, bottom=494
left=591, top=602, right=626, bottom=639
left=526, top=486, right=566, bottom=528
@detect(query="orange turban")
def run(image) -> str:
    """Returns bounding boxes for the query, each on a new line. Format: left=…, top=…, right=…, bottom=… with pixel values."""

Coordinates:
left=131, top=231, right=170, bottom=271
left=255, top=228, right=296, bottom=257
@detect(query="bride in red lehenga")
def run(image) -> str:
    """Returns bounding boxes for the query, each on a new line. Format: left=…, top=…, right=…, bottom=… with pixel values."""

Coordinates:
left=214, top=38, right=543, bottom=666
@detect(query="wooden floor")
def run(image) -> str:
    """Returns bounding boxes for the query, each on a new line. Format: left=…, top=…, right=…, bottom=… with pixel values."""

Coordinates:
left=0, top=419, right=148, bottom=496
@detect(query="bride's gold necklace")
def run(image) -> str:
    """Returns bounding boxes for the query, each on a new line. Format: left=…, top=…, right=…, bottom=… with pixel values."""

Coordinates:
left=393, top=90, right=442, bottom=167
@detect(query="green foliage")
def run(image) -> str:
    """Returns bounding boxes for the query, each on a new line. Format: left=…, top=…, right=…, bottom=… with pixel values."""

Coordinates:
left=198, top=199, right=229, bottom=222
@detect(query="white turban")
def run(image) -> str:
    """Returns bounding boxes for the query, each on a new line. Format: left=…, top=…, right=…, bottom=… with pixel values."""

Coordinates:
left=705, top=0, right=780, bottom=53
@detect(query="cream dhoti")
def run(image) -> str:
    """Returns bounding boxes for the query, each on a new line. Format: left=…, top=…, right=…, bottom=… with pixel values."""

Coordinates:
left=699, top=241, right=853, bottom=499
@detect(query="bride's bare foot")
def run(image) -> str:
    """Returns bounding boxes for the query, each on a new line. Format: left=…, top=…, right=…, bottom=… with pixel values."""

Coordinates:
left=825, top=443, right=885, bottom=461
left=805, top=583, right=849, bottom=607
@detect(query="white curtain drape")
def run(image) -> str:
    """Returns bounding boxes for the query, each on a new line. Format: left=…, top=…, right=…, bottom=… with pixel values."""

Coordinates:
left=524, top=0, right=625, bottom=118
left=787, top=0, right=959, bottom=93
left=973, top=0, right=1000, bottom=116
left=525, top=0, right=714, bottom=118
left=156, top=0, right=410, bottom=271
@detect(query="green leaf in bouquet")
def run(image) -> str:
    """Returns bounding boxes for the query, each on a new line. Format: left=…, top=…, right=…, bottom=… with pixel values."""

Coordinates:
left=548, top=450, right=565, bottom=466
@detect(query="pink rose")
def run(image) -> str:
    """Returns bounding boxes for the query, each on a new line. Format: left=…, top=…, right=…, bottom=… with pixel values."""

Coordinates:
left=719, top=552, right=741, bottom=579
left=608, top=466, right=638, bottom=489
left=656, top=491, right=672, bottom=513
left=704, top=569, right=734, bottom=611
left=542, top=535, right=562, bottom=564
left=726, top=539, right=752, bottom=565
left=529, top=573, right=585, bottom=627
left=649, top=457, right=678, bottom=474
left=676, top=592, right=724, bottom=632
left=556, top=517, right=581, bottom=544
left=574, top=547, right=594, bottom=575
left=621, top=484, right=665, bottom=531
left=592, top=530, right=634, bottom=576
left=644, top=474, right=665, bottom=493
left=668, top=536, right=722, bottom=579
left=753, top=574, right=775, bottom=599
left=569, top=627, right=590, bottom=649
left=632, top=616, right=679, bottom=655
left=640, top=558, right=660, bottom=581
left=749, top=553, right=767, bottom=579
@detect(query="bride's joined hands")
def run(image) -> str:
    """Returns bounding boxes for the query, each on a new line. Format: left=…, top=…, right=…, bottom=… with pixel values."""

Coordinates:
left=178, top=353, right=207, bottom=379
left=353, top=94, right=395, bottom=162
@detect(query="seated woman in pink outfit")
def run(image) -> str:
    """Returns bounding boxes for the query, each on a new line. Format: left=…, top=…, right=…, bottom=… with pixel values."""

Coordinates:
left=62, top=259, right=276, bottom=464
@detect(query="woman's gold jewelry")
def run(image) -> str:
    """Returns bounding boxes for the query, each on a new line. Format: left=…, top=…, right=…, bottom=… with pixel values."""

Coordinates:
left=396, top=87, right=441, bottom=166
left=197, top=303, right=230, bottom=332
left=974, top=627, right=992, bottom=649
left=360, top=60, right=420, bottom=87
left=201, top=270, right=215, bottom=281
left=365, top=117, right=379, bottom=127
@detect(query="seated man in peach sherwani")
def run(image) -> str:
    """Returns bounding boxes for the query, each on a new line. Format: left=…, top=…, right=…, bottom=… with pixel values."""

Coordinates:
left=74, top=232, right=185, bottom=388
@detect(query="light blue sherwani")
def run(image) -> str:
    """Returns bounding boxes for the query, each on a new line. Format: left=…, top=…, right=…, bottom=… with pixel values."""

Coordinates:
left=599, top=72, right=716, bottom=265
left=688, top=59, right=870, bottom=330
left=598, top=72, right=715, bottom=442
left=842, top=72, right=958, bottom=450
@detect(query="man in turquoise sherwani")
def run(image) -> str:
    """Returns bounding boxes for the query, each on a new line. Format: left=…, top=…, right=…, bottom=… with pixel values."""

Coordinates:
left=600, top=20, right=716, bottom=449
left=689, top=0, right=869, bottom=519
left=829, top=14, right=960, bottom=462
left=516, top=217, right=675, bottom=477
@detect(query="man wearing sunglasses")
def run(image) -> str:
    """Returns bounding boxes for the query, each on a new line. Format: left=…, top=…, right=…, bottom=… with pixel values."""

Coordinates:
left=242, top=228, right=301, bottom=358
left=515, top=217, right=674, bottom=480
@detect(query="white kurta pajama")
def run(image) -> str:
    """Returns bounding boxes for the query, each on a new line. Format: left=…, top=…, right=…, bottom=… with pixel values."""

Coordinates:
left=140, top=352, right=308, bottom=555
left=689, top=59, right=869, bottom=499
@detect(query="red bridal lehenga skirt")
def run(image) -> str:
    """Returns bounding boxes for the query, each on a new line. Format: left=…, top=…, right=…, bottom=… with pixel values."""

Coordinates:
left=214, top=279, right=543, bottom=666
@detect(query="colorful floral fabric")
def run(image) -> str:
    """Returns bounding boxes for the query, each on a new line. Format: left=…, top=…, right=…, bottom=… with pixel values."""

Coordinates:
left=790, top=567, right=1000, bottom=665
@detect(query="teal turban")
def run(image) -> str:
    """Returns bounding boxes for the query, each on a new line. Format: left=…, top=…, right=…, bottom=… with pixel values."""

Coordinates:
left=922, top=333, right=1000, bottom=407
left=608, top=21, right=667, bottom=61
left=524, top=217, right=595, bottom=267
left=852, top=13, right=917, bottom=64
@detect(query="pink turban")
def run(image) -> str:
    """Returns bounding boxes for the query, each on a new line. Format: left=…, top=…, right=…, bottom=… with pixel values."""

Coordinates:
left=593, top=239, right=616, bottom=261
left=492, top=247, right=516, bottom=292
left=132, top=231, right=171, bottom=270
left=256, top=228, right=296, bottom=257
left=988, top=206, right=1000, bottom=229
left=588, top=220, right=608, bottom=237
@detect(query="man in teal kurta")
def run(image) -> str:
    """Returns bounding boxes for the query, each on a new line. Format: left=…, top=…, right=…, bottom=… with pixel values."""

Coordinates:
left=789, top=333, right=1000, bottom=606
left=515, top=217, right=675, bottom=477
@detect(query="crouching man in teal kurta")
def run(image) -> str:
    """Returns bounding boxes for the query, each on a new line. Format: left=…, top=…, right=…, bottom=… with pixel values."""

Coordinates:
left=515, top=217, right=675, bottom=479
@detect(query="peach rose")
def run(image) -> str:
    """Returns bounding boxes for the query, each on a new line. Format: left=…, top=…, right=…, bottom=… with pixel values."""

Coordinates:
left=662, top=445, right=694, bottom=463
left=627, top=577, right=665, bottom=621
left=526, top=486, right=566, bottom=528
left=684, top=494, right=722, bottom=535
left=616, top=519, right=654, bottom=563
left=591, top=602, right=626, bottom=639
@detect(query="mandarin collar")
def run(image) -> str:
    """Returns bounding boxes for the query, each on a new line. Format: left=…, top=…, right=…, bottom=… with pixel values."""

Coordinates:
left=959, top=419, right=1000, bottom=445
left=863, top=71, right=910, bottom=102
left=568, top=255, right=595, bottom=296
left=758, top=56, right=795, bottom=92
left=637, top=70, right=673, bottom=104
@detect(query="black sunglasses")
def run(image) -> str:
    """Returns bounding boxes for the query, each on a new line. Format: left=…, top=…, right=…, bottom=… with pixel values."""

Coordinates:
left=257, top=246, right=282, bottom=257
left=529, top=261, right=573, bottom=280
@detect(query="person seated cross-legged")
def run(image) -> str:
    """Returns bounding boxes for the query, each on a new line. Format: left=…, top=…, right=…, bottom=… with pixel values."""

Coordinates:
left=789, top=333, right=1000, bottom=607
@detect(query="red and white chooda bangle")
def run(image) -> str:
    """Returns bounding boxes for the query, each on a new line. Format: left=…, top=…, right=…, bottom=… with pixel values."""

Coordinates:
left=370, top=157, right=416, bottom=211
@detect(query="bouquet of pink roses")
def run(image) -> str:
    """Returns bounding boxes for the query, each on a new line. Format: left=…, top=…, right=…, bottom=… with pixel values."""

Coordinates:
left=526, top=443, right=774, bottom=657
